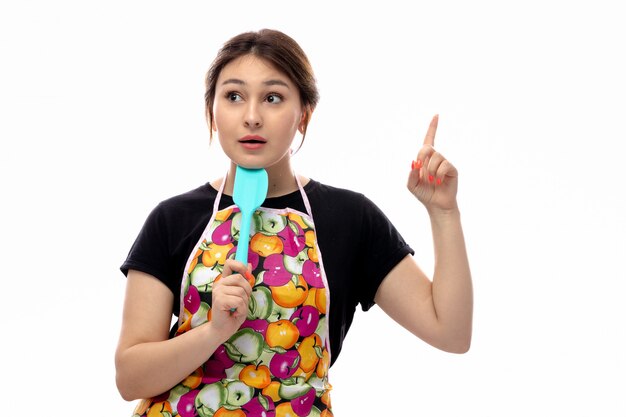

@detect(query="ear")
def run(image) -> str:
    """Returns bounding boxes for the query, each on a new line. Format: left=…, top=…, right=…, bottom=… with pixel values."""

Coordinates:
left=298, top=108, right=311, bottom=134
left=207, top=108, right=217, bottom=132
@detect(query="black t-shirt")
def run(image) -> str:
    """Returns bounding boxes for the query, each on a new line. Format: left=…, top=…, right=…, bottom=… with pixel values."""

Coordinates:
left=121, top=179, right=414, bottom=365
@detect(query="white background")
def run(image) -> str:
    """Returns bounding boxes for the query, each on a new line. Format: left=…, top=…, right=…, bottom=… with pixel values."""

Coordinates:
left=1, top=1, right=625, bottom=416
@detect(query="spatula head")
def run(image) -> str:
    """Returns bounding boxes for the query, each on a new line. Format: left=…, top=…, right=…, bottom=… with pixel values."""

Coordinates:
left=233, top=166, right=268, bottom=211
left=233, top=166, right=268, bottom=265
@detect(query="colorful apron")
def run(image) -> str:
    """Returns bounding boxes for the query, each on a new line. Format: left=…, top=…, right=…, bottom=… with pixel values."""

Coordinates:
left=133, top=175, right=333, bottom=417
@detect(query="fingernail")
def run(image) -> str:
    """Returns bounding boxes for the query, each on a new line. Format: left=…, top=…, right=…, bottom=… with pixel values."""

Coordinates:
left=245, top=271, right=255, bottom=281
left=436, top=178, right=442, bottom=185
left=416, top=159, right=423, bottom=168
left=428, top=174, right=434, bottom=183
left=411, top=160, right=415, bottom=170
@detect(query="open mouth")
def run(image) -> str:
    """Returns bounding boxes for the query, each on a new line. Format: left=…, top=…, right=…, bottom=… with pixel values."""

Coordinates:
left=239, top=139, right=266, bottom=144
left=239, top=135, right=267, bottom=146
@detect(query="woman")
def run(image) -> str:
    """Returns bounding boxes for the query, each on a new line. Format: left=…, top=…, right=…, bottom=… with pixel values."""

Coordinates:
left=116, top=29, right=473, bottom=417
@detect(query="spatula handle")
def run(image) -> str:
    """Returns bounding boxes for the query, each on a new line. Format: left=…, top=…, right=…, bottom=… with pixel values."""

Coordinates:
left=235, top=210, right=252, bottom=265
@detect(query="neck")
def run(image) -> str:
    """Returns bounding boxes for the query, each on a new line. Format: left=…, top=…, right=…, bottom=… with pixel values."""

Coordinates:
left=223, top=157, right=301, bottom=198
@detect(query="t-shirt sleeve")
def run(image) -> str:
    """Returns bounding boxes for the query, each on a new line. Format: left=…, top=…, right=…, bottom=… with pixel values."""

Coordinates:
left=356, top=194, right=414, bottom=311
left=120, top=203, right=177, bottom=295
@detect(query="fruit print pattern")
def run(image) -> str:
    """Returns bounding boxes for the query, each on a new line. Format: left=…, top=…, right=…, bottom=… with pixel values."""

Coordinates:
left=133, top=207, right=333, bottom=417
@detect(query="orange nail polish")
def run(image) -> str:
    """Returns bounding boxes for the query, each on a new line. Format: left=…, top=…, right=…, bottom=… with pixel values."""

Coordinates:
left=436, top=178, right=442, bottom=185
left=428, top=174, right=434, bottom=183
left=411, top=160, right=415, bottom=170
left=416, top=159, right=423, bottom=168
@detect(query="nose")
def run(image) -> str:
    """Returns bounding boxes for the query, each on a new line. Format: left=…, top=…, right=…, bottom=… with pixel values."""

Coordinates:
left=244, top=102, right=262, bottom=128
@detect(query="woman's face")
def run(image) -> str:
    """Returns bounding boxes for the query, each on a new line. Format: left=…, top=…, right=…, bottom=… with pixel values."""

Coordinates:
left=213, top=54, right=304, bottom=170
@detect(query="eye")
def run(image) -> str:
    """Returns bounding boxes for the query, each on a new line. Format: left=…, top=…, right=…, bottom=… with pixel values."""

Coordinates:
left=266, top=93, right=283, bottom=104
left=226, top=92, right=242, bottom=102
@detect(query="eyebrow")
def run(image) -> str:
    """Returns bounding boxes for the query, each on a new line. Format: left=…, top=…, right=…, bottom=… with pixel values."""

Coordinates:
left=220, top=78, right=290, bottom=88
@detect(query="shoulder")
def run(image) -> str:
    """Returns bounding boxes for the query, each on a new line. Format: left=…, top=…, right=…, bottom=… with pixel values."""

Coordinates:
left=153, top=183, right=217, bottom=216
left=304, top=180, right=391, bottom=233
left=305, top=179, right=367, bottom=205
left=140, top=183, right=217, bottom=236
left=305, top=179, right=381, bottom=214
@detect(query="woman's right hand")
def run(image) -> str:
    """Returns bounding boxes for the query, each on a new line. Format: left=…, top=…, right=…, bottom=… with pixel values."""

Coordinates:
left=116, top=264, right=254, bottom=401
left=210, top=259, right=253, bottom=342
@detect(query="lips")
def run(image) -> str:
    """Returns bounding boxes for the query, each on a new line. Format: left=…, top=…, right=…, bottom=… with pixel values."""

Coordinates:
left=239, top=135, right=267, bottom=150
left=239, top=135, right=267, bottom=144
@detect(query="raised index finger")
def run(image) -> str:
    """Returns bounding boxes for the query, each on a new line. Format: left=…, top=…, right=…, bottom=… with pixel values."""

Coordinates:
left=423, top=114, right=439, bottom=146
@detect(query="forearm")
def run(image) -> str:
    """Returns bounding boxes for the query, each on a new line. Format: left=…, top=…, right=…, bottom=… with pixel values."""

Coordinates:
left=428, top=207, right=473, bottom=352
left=115, top=322, right=226, bottom=401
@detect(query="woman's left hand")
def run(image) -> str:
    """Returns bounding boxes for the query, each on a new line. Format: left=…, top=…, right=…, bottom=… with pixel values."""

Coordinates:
left=407, top=114, right=459, bottom=213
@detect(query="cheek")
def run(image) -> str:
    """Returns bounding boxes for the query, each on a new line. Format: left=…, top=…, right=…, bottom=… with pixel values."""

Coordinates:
left=213, top=104, right=232, bottom=132
left=279, top=110, right=302, bottom=133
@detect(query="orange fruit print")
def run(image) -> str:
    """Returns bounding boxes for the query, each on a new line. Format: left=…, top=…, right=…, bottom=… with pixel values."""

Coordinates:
left=271, top=275, right=309, bottom=308
left=266, top=319, right=300, bottom=349
left=250, top=232, right=284, bottom=257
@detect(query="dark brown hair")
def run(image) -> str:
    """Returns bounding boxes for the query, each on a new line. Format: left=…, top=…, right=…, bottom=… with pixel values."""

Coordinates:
left=205, top=29, right=319, bottom=146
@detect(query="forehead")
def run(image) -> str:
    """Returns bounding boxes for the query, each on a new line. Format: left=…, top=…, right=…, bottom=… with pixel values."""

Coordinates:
left=217, top=54, right=294, bottom=87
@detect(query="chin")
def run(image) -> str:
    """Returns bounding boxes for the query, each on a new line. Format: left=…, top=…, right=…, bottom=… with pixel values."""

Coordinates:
left=229, top=157, right=270, bottom=171
left=231, top=153, right=290, bottom=171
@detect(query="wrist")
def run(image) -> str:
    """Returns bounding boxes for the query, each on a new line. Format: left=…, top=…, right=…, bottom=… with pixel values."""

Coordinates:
left=427, top=206, right=461, bottom=220
left=204, top=321, right=233, bottom=346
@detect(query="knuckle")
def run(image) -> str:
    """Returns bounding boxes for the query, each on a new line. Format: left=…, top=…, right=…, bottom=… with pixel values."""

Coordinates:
left=431, top=152, right=443, bottom=163
left=235, top=274, right=246, bottom=284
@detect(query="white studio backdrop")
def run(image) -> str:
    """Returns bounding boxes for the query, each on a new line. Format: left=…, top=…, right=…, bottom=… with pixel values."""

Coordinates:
left=1, top=1, right=624, bottom=416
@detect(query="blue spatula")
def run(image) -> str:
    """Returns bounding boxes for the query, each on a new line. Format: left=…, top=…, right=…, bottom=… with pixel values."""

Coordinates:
left=233, top=165, right=268, bottom=266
